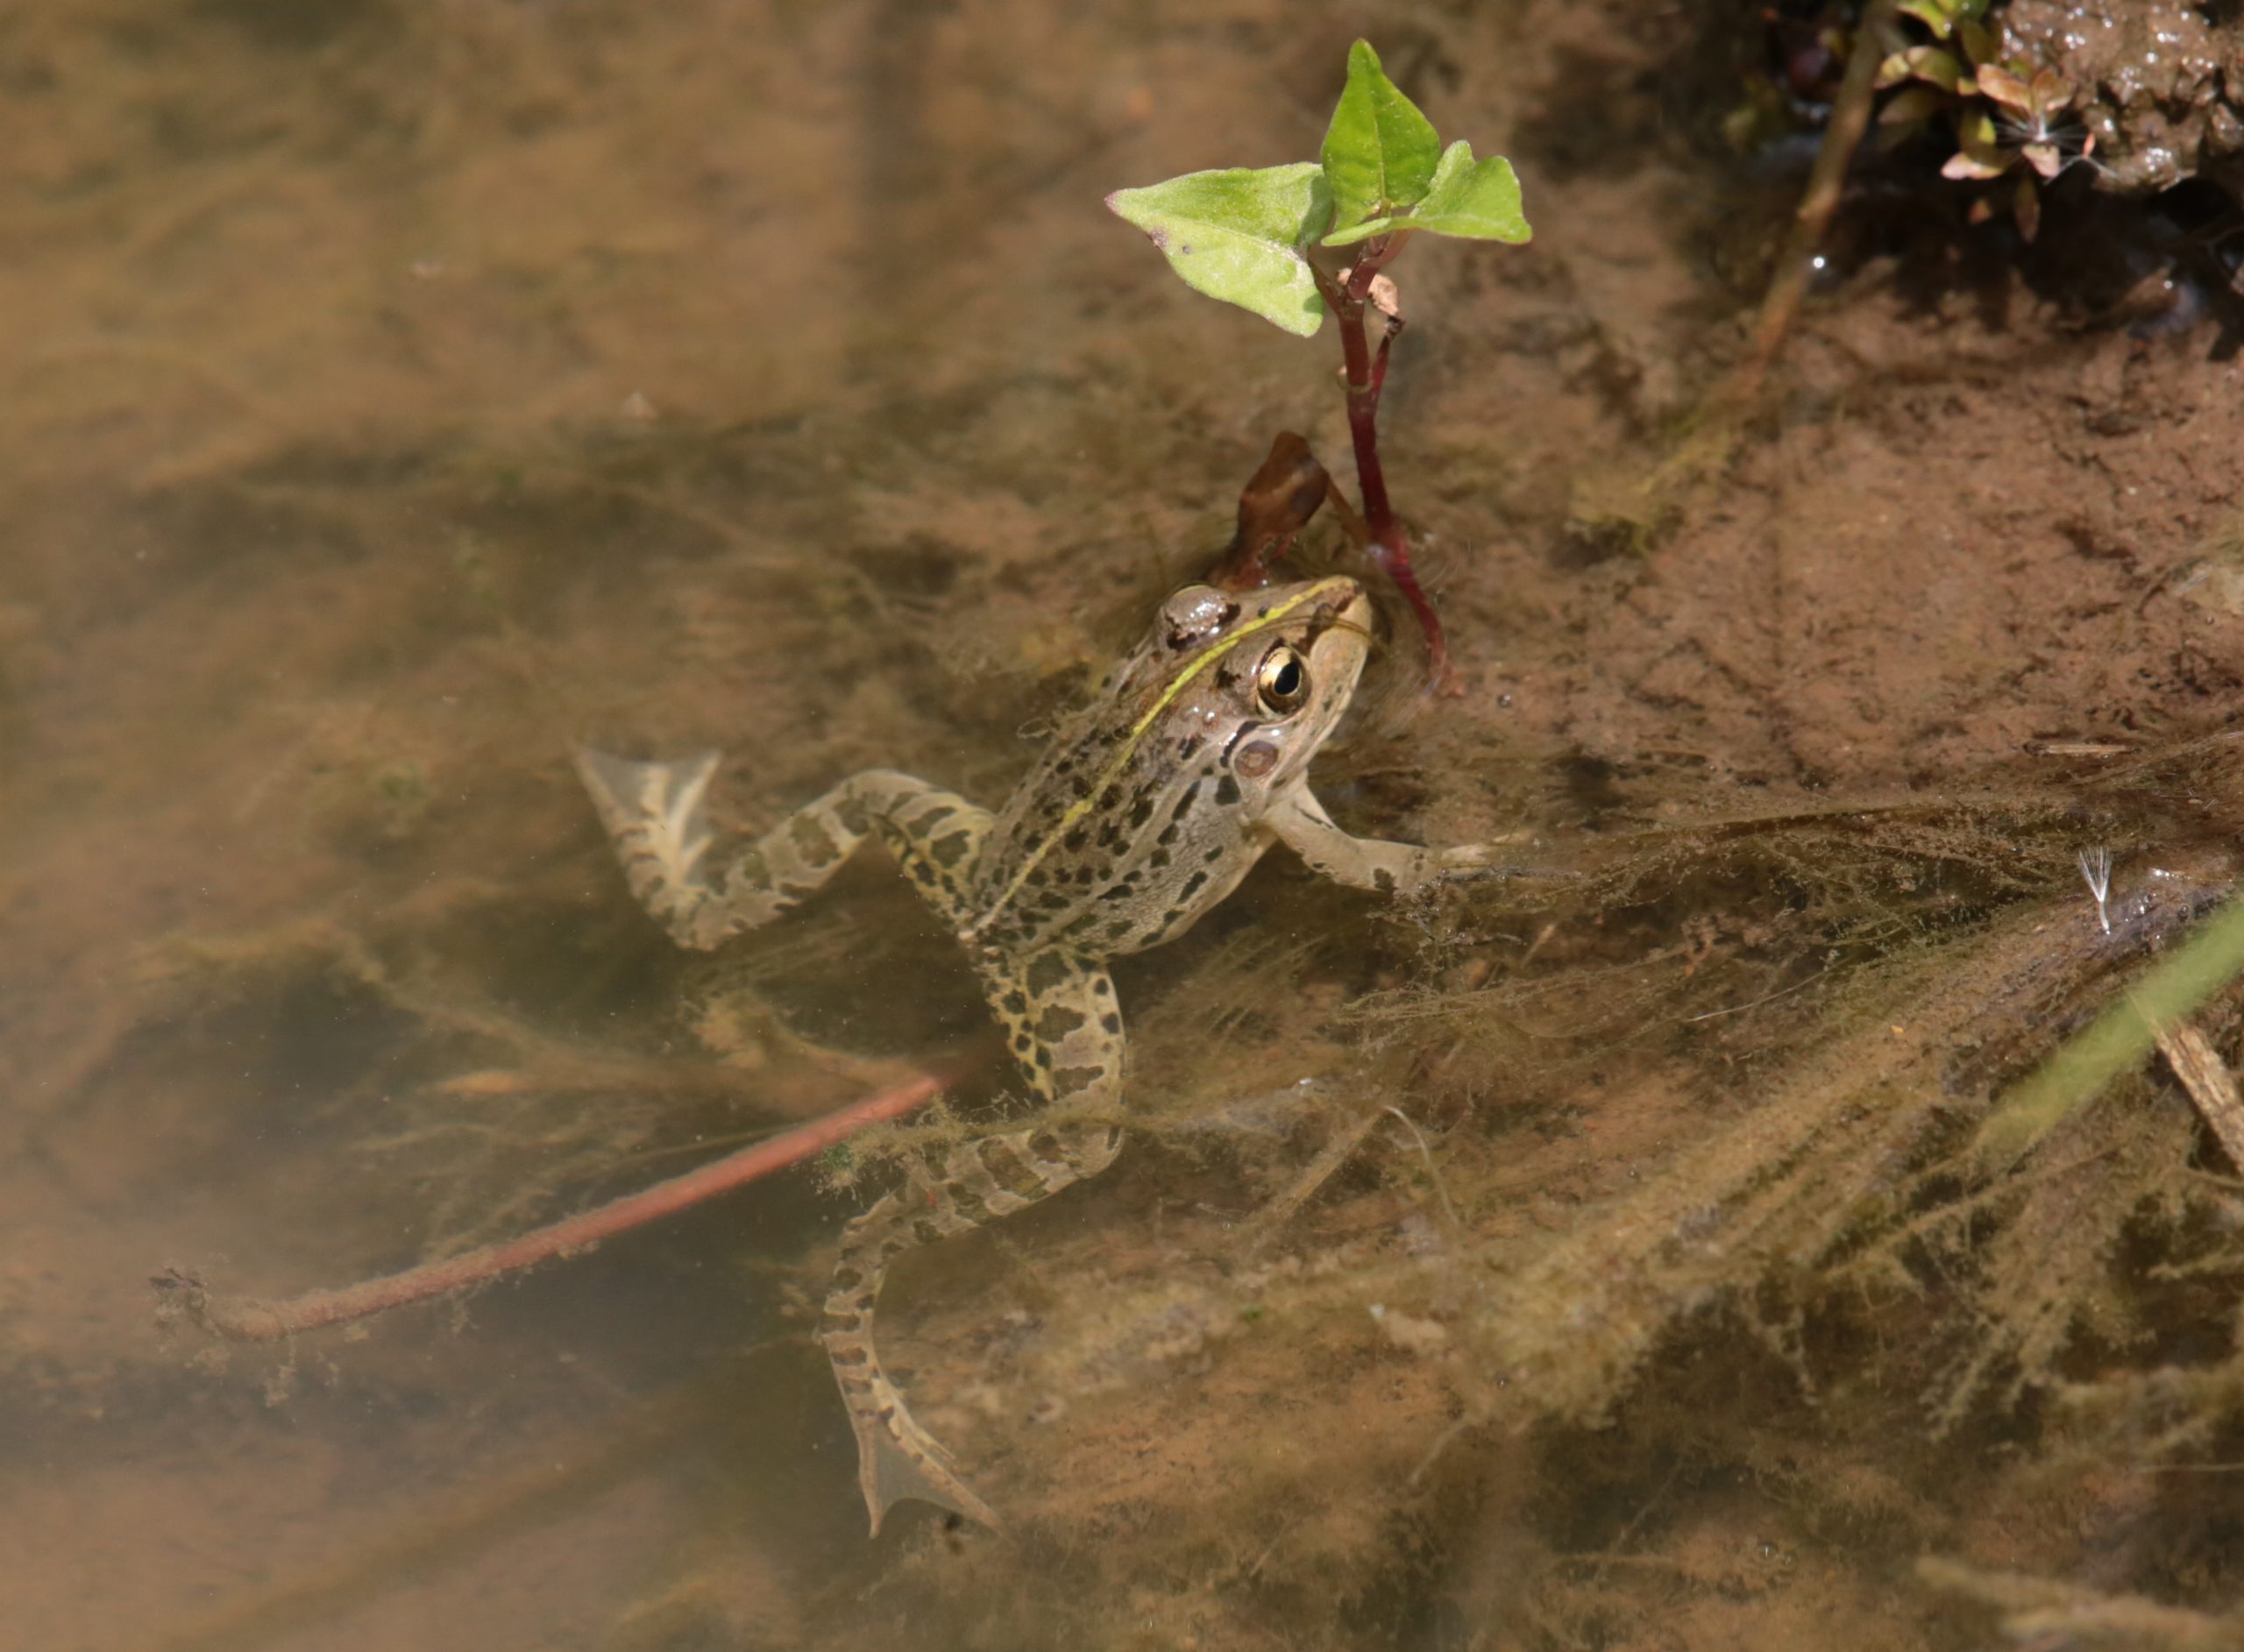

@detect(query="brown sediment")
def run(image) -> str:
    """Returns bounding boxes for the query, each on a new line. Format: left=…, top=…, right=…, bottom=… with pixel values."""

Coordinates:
left=9, top=1, right=2244, bottom=1648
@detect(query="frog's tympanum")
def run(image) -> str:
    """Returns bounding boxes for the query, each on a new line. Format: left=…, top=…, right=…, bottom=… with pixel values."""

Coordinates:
left=579, top=576, right=1487, bottom=1533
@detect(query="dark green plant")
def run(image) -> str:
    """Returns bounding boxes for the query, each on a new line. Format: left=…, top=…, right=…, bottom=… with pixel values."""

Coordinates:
left=1107, top=39, right=1530, bottom=679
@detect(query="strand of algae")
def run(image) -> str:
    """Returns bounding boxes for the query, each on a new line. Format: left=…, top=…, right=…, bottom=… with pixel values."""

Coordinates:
left=1459, top=856, right=2233, bottom=1425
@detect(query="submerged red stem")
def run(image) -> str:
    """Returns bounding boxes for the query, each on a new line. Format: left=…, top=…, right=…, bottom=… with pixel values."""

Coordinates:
left=155, top=1071, right=952, bottom=1343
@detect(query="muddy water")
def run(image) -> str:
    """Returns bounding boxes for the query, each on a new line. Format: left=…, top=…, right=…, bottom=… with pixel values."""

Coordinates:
left=6, top=3, right=2244, bottom=1648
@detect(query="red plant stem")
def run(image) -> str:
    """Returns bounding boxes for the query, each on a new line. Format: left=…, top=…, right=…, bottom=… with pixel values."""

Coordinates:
left=1315, top=248, right=1451, bottom=681
left=155, top=1071, right=950, bottom=1343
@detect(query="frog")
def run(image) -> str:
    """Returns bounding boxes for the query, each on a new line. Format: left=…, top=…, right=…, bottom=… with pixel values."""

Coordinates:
left=577, top=573, right=1493, bottom=1535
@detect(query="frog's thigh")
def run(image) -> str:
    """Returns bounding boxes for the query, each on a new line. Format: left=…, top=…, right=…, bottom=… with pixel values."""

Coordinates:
left=1264, top=787, right=1446, bottom=894
left=978, top=947, right=1126, bottom=1117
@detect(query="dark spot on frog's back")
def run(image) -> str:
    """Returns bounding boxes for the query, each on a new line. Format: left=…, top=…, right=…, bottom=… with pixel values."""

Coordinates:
left=1213, top=775, right=1241, bottom=807
left=1025, top=954, right=1074, bottom=994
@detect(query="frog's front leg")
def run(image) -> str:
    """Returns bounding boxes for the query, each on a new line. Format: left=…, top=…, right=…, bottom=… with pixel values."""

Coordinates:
left=576, top=749, right=986, bottom=947
left=1265, top=786, right=1496, bottom=894
left=820, top=947, right=1125, bottom=1535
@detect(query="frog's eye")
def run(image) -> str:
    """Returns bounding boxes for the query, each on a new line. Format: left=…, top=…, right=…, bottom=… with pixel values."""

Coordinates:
left=1256, top=644, right=1310, bottom=714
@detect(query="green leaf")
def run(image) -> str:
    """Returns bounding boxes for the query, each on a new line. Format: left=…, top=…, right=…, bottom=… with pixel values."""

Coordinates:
left=1941, top=106, right=2008, bottom=179
left=1321, top=39, right=1441, bottom=239
left=1897, top=45, right=1964, bottom=91
left=1323, top=140, right=1530, bottom=247
left=1104, top=163, right=1331, bottom=336
left=1956, top=17, right=1999, bottom=67
left=1898, top=0, right=1957, bottom=38
left=1877, top=85, right=1949, bottom=128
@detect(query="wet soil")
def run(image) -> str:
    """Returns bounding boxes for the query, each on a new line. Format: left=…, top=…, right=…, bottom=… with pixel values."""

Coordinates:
left=4, top=2, right=2244, bottom=1648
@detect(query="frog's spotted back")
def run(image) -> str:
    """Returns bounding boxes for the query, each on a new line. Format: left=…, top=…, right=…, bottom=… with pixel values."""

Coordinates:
left=579, top=571, right=1488, bottom=1533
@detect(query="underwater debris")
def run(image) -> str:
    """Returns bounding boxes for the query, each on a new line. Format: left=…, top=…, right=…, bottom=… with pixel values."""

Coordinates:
left=1917, top=1555, right=2244, bottom=1649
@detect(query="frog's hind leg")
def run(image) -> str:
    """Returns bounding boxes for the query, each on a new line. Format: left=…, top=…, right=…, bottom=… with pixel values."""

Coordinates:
left=576, top=750, right=984, bottom=947
left=821, top=949, right=1125, bottom=1535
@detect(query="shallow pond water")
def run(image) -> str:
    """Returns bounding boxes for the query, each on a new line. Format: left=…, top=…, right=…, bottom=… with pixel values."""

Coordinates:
left=6, top=2, right=2244, bottom=1648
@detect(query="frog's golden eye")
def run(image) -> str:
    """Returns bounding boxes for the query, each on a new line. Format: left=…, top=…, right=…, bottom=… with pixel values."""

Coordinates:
left=1256, top=644, right=1310, bottom=714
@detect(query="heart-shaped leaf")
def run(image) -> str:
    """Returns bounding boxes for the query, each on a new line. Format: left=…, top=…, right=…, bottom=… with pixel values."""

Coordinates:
left=1321, top=39, right=1441, bottom=240
left=1105, top=164, right=1332, bottom=336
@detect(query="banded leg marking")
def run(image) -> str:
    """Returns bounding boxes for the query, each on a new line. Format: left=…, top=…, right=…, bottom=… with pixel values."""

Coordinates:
left=576, top=749, right=984, bottom=946
left=821, top=949, right=1125, bottom=1534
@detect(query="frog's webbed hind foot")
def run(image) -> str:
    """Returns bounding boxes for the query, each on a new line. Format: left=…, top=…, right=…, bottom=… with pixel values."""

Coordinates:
left=832, top=1343, right=1005, bottom=1536
left=576, top=748, right=731, bottom=947
left=578, top=749, right=985, bottom=949
left=822, top=1124, right=1121, bottom=1536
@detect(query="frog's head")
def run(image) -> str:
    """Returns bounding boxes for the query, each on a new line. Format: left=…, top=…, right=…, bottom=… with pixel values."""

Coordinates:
left=1145, top=574, right=1373, bottom=815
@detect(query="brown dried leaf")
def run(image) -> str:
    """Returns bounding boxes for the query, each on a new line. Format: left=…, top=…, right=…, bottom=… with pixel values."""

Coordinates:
left=1974, top=63, right=2034, bottom=115
left=1944, top=147, right=2008, bottom=181
left=2028, top=67, right=2074, bottom=113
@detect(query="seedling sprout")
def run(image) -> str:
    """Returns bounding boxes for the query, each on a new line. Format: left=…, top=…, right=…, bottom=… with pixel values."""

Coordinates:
left=1106, top=39, right=1530, bottom=682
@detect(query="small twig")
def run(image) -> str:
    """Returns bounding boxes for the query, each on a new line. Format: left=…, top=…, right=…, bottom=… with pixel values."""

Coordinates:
left=153, top=1071, right=952, bottom=1343
left=2146, top=1008, right=2244, bottom=1169
left=1720, top=0, right=1900, bottom=408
